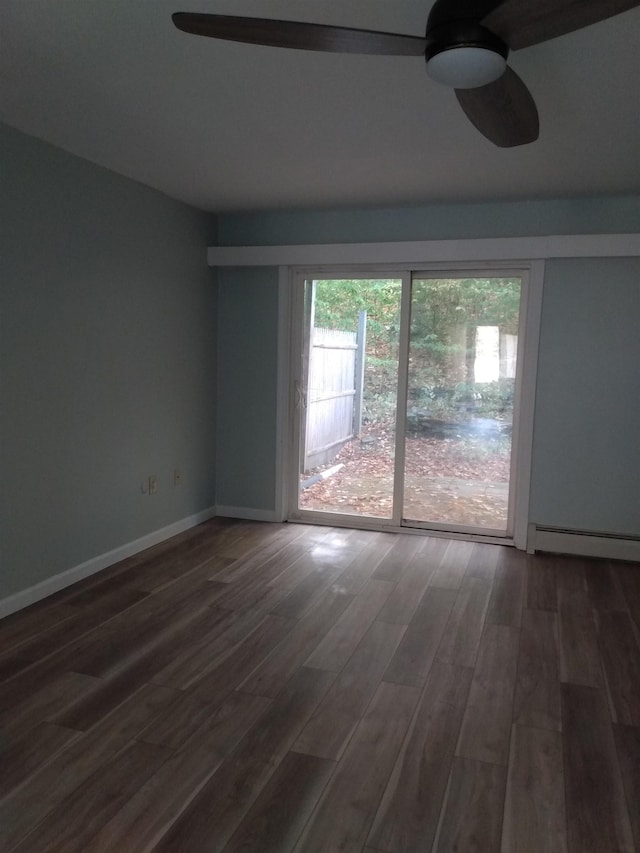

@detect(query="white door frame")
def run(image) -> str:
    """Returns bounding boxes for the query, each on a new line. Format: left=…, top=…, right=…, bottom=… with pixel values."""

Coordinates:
left=285, top=267, right=406, bottom=531
left=277, top=259, right=544, bottom=549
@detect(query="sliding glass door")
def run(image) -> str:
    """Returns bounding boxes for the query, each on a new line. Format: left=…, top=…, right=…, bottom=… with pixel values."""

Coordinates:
left=289, top=268, right=526, bottom=539
left=403, top=274, right=521, bottom=534
left=295, top=277, right=403, bottom=520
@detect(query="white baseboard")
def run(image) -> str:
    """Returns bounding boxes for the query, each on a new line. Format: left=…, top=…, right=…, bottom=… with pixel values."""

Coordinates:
left=529, top=525, right=640, bottom=562
left=215, top=505, right=282, bottom=523
left=0, top=506, right=217, bottom=620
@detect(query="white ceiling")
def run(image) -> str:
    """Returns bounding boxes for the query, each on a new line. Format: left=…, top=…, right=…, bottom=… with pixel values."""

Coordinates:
left=1, top=0, right=639, bottom=213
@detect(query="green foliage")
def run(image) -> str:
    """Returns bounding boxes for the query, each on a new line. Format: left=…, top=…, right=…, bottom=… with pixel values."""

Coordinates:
left=313, top=279, right=401, bottom=350
left=410, top=277, right=520, bottom=338
left=311, top=277, right=520, bottom=425
left=408, top=277, right=520, bottom=391
left=313, top=277, right=519, bottom=347
left=474, top=378, right=515, bottom=416
left=410, top=378, right=515, bottom=420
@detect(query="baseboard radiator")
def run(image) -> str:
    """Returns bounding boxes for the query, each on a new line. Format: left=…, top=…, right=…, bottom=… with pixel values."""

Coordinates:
left=527, top=524, right=640, bottom=562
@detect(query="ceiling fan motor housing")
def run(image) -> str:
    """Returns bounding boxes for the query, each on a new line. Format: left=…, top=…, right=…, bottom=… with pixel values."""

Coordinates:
left=425, top=0, right=509, bottom=88
left=425, top=20, right=508, bottom=87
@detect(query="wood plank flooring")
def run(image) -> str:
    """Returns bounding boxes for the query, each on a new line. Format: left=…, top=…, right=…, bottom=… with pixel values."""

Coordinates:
left=1, top=518, right=639, bottom=852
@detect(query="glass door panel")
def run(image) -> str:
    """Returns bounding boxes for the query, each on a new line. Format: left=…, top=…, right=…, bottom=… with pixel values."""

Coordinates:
left=296, top=278, right=402, bottom=520
left=291, top=269, right=526, bottom=538
left=403, top=276, right=522, bottom=534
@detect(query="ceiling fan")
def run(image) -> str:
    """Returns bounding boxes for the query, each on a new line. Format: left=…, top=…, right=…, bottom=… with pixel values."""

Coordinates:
left=172, top=0, right=640, bottom=148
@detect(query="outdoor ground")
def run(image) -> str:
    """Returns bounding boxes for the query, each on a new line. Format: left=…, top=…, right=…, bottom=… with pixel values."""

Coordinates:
left=299, top=422, right=511, bottom=528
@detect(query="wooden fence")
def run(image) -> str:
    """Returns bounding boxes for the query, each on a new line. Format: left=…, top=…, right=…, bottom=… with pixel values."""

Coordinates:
left=303, top=312, right=366, bottom=472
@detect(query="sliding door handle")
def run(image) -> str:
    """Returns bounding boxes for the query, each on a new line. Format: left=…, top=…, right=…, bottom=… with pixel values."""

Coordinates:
left=294, top=380, right=307, bottom=410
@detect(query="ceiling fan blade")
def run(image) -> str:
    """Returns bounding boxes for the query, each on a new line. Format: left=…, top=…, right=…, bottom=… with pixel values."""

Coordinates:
left=171, top=13, right=427, bottom=56
left=482, top=0, right=640, bottom=50
left=455, top=66, right=539, bottom=147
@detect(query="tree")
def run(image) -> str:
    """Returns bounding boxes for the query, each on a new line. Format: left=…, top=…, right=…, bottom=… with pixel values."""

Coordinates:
left=409, top=277, right=521, bottom=387
left=311, top=276, right=521, bottom=422
left=313, top=279, right=401, bottom=352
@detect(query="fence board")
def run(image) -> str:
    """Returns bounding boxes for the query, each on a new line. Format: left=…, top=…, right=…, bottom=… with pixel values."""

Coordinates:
left=304, top=326, right=360, bottom=472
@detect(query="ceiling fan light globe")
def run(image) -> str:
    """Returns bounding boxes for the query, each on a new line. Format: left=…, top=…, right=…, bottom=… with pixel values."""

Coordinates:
left=426, top=46, right=507, bottom=88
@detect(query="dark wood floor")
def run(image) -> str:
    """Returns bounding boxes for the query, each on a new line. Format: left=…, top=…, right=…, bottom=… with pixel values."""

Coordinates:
left=1, top=518, right=639, bottom=852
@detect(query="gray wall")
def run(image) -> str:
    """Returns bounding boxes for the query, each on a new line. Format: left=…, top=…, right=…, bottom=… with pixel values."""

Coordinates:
left=218, top=196, right=640, bottom=245
left=216, top=267, right=279, bottom=511
left=215, top=198, right=640, bottom=536
left=1, top=124, right=218, bottom=599
left=2, top=121, right=637, bottom=605
left=529, top=257, right=640, bottom=535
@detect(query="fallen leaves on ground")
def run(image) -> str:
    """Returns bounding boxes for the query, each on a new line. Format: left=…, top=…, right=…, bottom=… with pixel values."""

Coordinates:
left=300, top=422, right=511, bottom=526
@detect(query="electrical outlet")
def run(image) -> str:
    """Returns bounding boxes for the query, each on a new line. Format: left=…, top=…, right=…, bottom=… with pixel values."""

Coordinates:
left=148, top=474, right=158, bottom=495
left=174, top=469, right=183, bottom=486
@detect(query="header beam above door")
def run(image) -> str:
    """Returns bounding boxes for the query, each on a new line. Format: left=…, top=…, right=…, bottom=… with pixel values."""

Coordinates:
left=208, top=233, right=639, bottom=267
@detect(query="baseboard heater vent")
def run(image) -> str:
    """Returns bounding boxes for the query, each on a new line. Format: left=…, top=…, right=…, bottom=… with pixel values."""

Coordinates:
left=528, top=524, right=640, bottom=562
